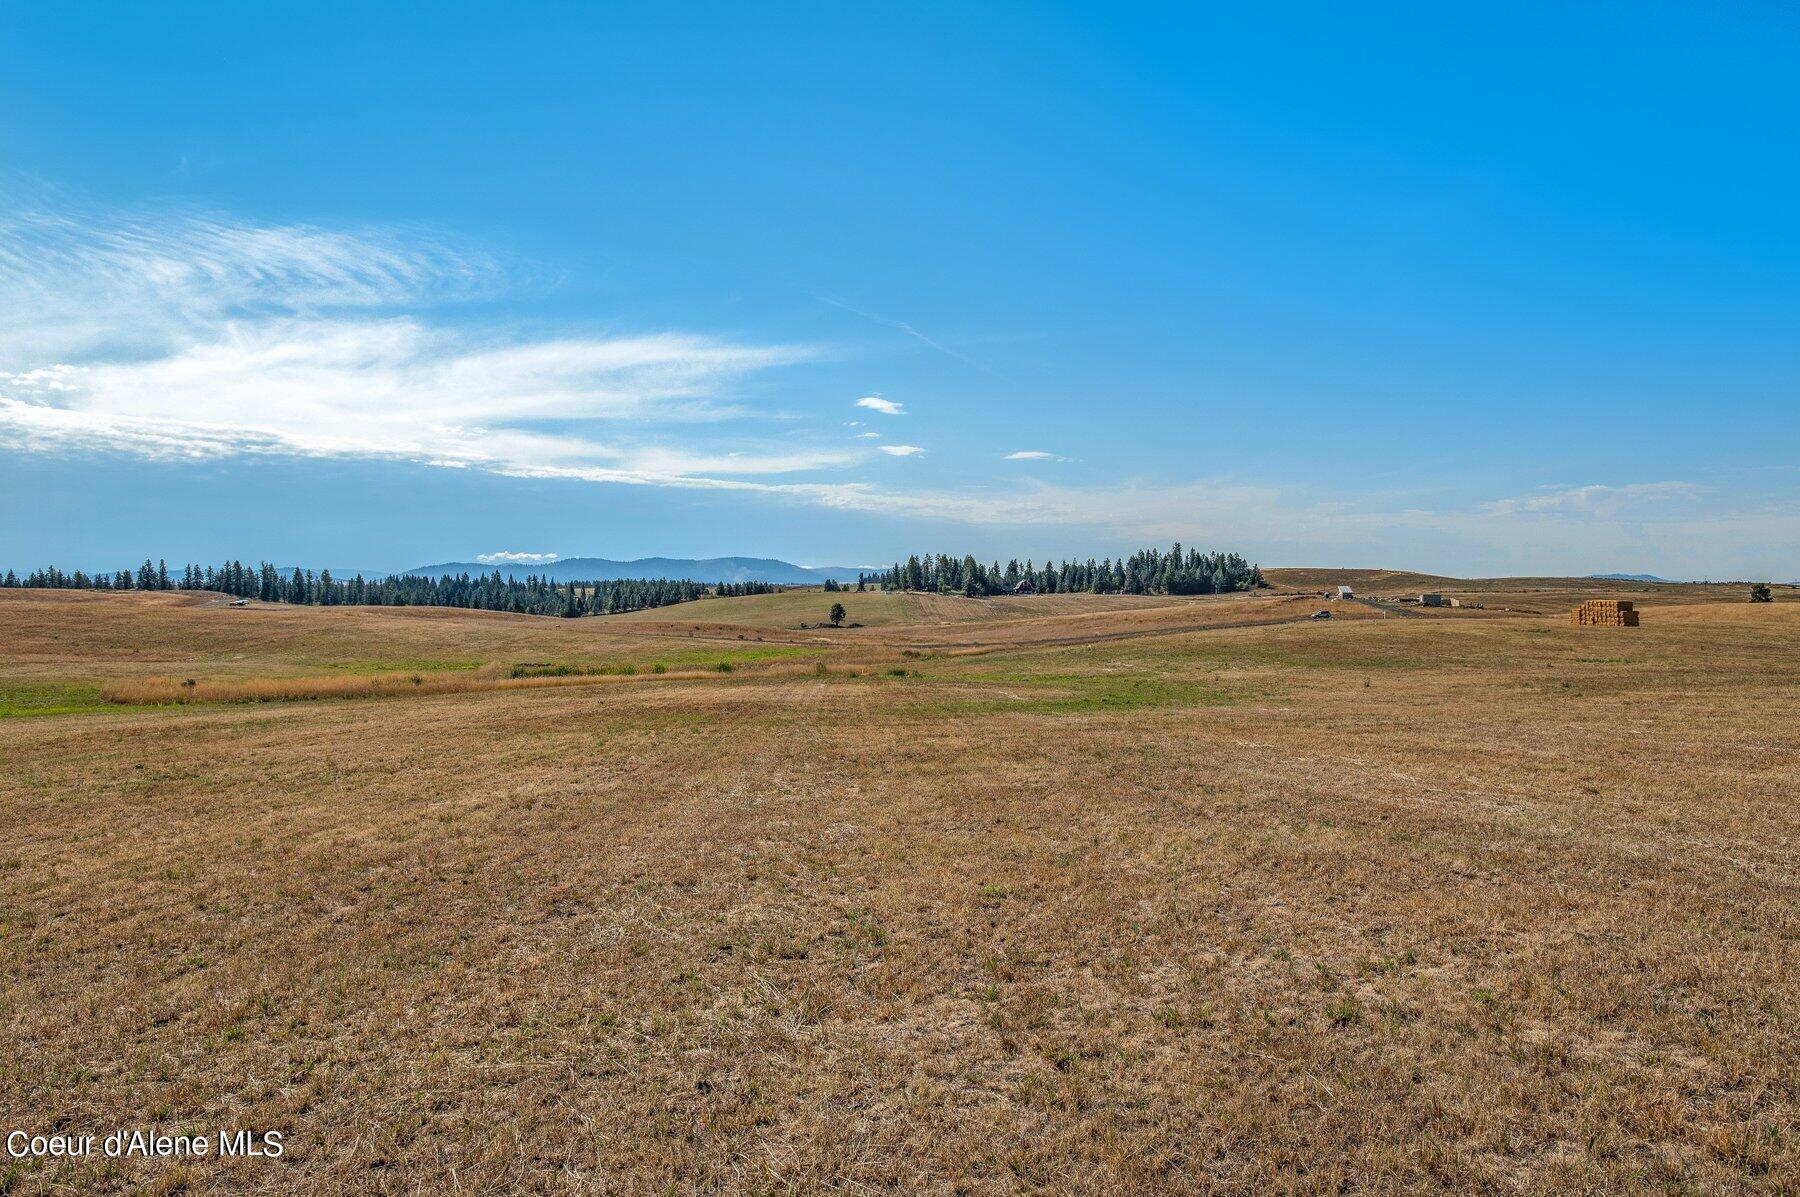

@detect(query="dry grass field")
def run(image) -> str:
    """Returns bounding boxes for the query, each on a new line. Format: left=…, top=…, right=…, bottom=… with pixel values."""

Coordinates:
left=1, top=582, right=1796, bottom=1195
left=1264, top=568, right=1799, bottom=617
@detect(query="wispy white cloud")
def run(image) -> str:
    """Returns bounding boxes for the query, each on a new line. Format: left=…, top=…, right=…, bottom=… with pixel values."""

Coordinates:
left=817, top=292, right=997, bottom=375
left=855, top=396, right=903, bottom=415
left=0, top=188, right=489, bottom=369
left=855, top=431, right=881, bottom=439
left=879, top=444, right=924, bottom=457
left=0, top=197, right=485, bottom=312
left=0, top=326, right=842, bottom=480
left=1004, top=450, right=1064, bottom=461
left=476, top=550, right=561, bottom=564
left=1483, top=481, right=1699, bottom=515
left=0, top=192, right=852, bottom=487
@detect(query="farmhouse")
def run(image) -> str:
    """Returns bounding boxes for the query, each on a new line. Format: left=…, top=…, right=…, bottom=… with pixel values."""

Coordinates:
left=1419, top=592, right=1445, bottom=607
left=1336, top=585, right=1354, bottom=599
left=1012, top=578, right=1037, bottom=595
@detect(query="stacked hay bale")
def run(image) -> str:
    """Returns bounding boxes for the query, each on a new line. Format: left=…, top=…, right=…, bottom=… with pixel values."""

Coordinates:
left=1572, top=599, right=1639, bottom=627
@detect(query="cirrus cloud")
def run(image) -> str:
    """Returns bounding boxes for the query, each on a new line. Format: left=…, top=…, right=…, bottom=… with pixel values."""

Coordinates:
left=0, top=191, right=855, bottom=488
left=855, top=396, right=903, bottom=415
left=1482, top=481, right=1700, bottom=516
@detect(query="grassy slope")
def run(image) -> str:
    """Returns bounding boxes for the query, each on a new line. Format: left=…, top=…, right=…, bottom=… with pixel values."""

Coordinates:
left=0, top=591, right=827, bottom=716
left=1264, top=566, right=1465, bottom=592
left=611, top=588, right=910, bottom=628
left=1266, top=567, right=1795, bottom=604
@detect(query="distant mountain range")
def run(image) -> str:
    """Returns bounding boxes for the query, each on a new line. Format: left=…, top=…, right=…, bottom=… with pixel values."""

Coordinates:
left=401, top=556, right=868, bottom=585
left=1587, top=572, right=1675, bottom=583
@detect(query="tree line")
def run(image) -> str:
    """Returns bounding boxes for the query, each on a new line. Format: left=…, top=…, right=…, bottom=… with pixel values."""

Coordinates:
left=859, top=544, right=1263, bottom=596
left=2, top=545, right=1264, bottom=610
left=0, top=560, right=758, bottom=617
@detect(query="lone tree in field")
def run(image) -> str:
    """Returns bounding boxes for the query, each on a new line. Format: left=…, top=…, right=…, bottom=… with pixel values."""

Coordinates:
left=1750, top=583, right=1773, bottom=603
left=828, top=602, right=847, bottom=627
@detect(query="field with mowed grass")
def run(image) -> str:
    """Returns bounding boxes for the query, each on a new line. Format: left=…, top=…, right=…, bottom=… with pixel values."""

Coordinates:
left=0, top=586, right=1796, bottom=1194
left=610, top=587, right=913, bottom=629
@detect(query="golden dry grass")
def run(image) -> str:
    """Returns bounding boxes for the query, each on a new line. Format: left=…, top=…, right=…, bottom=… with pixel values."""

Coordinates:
left=897, top=591, right=1220, bottom=623
left=1265, top=567, right=1799, bottom=615
left=608, top=588, right=1255, bottom=637
left=1642, top=601, right=1800, bottom=626
left=94, top=660, right=880, bottom=706
left=612, top=588, right=912, bottom=628
left=606, top=593, right=1365, bottom=652
left=1, top=589, right=1796, bottom=1194
left=0, top=590, right=846, bottom=717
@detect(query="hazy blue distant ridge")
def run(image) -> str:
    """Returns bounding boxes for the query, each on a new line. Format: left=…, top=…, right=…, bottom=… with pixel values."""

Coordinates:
left=402, top=556, right=866, bottom=585
left=1586, top=572, right=1675, bottom=583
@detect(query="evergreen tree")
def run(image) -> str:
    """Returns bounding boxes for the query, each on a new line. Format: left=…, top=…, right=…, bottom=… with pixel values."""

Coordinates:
left=865, top=544, right=1261, bottom=598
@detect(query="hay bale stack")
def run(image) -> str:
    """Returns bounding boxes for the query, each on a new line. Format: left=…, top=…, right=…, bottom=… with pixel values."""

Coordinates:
left=1572, top=599, right=1639, bottom=627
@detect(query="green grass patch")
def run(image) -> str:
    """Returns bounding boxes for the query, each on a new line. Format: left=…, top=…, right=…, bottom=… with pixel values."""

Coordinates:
left=510, top=662, right=638, bottom=679
left=1152, top=639, right=1428, bottom=671
left=0, top=682, right=108, bottom=718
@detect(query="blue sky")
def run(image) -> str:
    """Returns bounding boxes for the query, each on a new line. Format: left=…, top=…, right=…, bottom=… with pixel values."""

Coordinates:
left=2, top=2, right=1796, bottom=578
